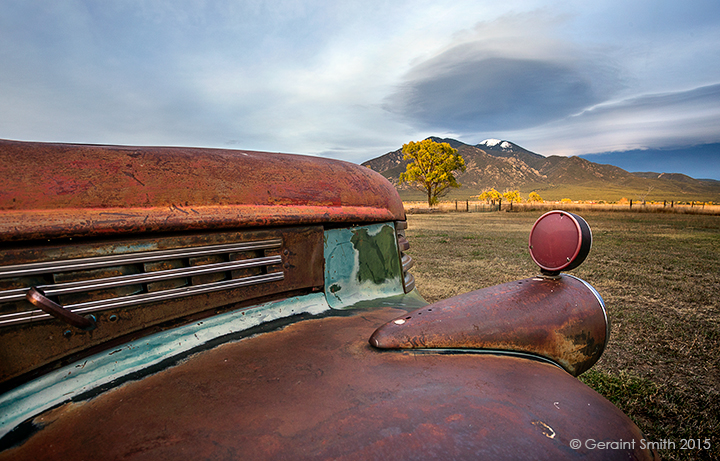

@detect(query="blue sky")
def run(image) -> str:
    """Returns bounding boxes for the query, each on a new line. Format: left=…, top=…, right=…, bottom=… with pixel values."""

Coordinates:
left=2, top=1, right=719, bottom=177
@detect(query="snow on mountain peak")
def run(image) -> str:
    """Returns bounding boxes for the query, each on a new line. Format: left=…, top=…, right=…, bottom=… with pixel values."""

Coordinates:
left=480, top=139, right=515, bottom=150
left=480, top=139, right=502, bottom=147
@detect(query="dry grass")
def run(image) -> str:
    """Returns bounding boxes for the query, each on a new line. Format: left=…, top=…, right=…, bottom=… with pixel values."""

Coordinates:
left=405, top=210, right=720, bottom=461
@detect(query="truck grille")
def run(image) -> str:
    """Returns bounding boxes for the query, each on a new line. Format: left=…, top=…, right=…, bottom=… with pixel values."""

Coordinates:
left=0, top=240, right=284, bottom=327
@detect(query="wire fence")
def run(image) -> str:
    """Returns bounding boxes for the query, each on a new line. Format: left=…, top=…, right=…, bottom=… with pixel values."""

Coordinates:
left=404, top=200, right=720, bottom=215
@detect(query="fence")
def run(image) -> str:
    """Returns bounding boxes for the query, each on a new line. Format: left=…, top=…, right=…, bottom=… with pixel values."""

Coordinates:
left=403, top=200, right=720, bottom=215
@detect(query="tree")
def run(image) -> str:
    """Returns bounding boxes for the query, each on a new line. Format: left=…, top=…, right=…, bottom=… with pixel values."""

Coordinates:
left=528, top=192, right=543, bottom=203
left=478, top=188, right=502, bottom=209
left=503, top=190, right=522, bottom=211
left=399, top=139, right=466, bottom=206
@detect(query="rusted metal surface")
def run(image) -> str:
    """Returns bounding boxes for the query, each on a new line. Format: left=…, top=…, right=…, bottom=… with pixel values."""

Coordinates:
left=0, top=226, right=325, bottom=386
left=370, top=274, right=607, bottom=376
left=0, top=307, right=655, bottom=460
left=0, top=139, right=405, bottom=242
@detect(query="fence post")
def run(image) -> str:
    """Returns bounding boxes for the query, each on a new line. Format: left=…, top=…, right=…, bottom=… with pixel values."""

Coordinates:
left=466, top=200, right=469, bottom=212
left=629, top=199, right=632, bottom=209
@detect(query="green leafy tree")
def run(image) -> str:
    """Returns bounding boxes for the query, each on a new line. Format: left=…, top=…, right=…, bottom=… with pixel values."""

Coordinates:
left=399, top=139, right=466, bottom=206
left=503, top=190, right=522, bottom=210
left=528, top=191, right=543, bottom=203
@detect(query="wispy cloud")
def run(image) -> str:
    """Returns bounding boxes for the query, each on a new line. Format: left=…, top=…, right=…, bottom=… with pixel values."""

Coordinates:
left=500, top=84, right=720, bottom=156
left=1, top=1, right=720, bottom=167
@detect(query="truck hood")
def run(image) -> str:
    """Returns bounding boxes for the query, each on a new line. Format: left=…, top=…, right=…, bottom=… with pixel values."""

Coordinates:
left=0, top=140, right=404, bottom=242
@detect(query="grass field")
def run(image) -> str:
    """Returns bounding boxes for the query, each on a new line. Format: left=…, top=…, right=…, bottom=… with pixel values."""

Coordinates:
left=404, top=210, right=719, bottom=461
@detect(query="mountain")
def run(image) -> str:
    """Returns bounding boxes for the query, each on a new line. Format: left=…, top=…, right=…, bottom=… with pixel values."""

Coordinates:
left=579, top=144, right=720, bottom=182
left=475, top=139, right=546, bottom=169
left=362, top=138, right=720, bottom=202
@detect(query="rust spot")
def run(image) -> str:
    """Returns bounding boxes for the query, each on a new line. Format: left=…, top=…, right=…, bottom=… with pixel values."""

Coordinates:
left=531, top=420, right=556, bottom=439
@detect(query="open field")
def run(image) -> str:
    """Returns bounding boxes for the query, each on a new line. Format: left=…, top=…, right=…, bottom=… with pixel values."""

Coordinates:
left=404, top=211, right=719, bottom=460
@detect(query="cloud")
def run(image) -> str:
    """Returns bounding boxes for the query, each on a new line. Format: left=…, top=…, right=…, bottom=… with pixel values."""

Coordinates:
left=1, top=1, right=720, bottom=168
left=385, top=54, right=609, bottom=132
left=500, top=83, right=720, bottom=156
left=383, top=11, right=625, bottom=133
left=0, top=1, right=430, bottom=161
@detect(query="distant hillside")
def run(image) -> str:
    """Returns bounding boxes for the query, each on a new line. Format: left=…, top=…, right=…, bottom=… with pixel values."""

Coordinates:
left=580, top=144, right=720, bottom=181
left=362, top=138, right=720, bottom=202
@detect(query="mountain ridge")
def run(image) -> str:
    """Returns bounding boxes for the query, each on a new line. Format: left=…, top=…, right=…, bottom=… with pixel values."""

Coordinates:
left=362, top=138, right=720, bottom=202
left=579, top=144, right=720, bottom=182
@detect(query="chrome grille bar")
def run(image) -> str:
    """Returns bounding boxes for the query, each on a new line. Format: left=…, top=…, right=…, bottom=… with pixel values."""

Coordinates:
left=0, top=272, right=285, bottom=326
left=395, top=221, right=415, bottom=294
left=401, top=254, right=414, bottom=273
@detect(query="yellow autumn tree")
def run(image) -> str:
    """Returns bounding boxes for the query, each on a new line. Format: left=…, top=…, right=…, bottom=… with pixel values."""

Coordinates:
left=399, top=139, right=466, bottom=206
left=478, top=188, right=502, bottom=210
left=479, top=188, right=501, bottom=203
left=503, top=190, right=522, bottom=210
left=528, top=192, right=543, bottom=203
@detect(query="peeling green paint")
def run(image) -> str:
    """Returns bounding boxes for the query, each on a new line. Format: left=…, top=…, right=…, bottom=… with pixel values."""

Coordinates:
left=350, top=226, right=401, bottom=284
left=324, top=223, right=404, bottom=309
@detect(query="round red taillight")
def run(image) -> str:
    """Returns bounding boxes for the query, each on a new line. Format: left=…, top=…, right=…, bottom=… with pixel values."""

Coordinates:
left=529, top=210, right=592, bottom=274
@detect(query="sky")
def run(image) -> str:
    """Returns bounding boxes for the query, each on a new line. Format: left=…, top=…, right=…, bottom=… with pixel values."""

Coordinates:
left=2, top=1, right=719, bottom=178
